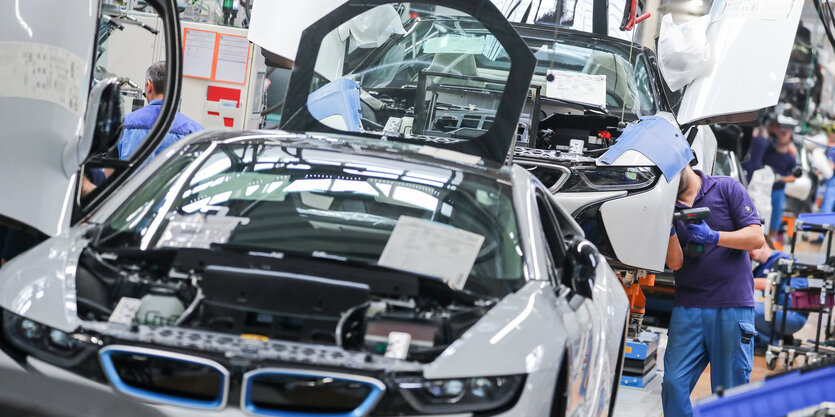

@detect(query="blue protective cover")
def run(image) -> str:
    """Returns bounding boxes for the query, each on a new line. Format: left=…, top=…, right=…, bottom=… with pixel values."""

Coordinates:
left=306, top=78, right=363, bottom=132
left=599, top=116, right=694, bottom=182
left=118, top=99, right=204, bottom=160
left=693, top=362, right=835, bottom=417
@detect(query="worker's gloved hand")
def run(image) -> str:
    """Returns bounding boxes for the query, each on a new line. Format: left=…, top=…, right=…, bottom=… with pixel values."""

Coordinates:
left=686, top=222, right=719, bottom=245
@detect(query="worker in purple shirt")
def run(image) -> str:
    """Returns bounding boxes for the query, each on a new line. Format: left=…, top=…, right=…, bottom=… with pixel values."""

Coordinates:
left=741, top=126, right=771, bottom=183
left=762, top=125, right=797, bottom=239
left=662, top=164, right=765, bottom=417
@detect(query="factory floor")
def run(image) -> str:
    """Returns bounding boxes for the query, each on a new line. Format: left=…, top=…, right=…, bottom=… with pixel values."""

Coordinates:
left=614, top=313, right=832, bottom=417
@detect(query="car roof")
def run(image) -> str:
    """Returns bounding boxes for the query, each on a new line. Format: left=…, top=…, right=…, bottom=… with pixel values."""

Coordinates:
left=185, top=129, right=516, bottom=183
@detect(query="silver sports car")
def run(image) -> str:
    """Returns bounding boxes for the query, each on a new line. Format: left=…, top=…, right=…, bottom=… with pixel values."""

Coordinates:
left=0, top=0, right=628, bottom=416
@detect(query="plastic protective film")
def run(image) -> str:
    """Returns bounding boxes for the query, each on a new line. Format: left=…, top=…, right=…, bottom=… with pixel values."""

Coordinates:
left=599, top=116, right=693, bottom=181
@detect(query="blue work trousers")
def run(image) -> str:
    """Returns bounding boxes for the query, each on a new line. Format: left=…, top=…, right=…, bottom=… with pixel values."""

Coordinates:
left=753, top=302, right=807, bottom=347
left=770, top=188, right=786, bottom=232
left=662, top=306, right=755, bottom=417
left=821, top=178, right=835, bottom=213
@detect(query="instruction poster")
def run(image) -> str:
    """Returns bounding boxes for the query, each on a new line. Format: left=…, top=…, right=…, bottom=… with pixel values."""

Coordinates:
left=182, top=28, right=250, bottom=85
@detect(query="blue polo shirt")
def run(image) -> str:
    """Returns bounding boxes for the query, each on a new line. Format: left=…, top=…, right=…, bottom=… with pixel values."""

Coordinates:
left=673, top=171, right=761, bottom=308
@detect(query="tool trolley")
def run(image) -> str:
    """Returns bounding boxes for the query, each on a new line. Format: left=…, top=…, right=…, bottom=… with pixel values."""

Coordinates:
left=764, top=213, right=835, bottom=370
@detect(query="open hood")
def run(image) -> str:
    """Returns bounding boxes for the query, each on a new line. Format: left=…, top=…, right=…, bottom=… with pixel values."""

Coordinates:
left=673, top=1, right=804, bottom=125
left=279, top=0, right=538, bottom=164
left=0, top=0, right=182, bottom=237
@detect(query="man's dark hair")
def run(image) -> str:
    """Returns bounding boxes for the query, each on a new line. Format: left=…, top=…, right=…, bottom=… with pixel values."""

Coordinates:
left=145, top=61, right=166, bottom=95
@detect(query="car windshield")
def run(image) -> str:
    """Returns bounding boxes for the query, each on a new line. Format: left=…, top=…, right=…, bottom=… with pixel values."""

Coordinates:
left=305, top=4, right=514, bottom=141
left=97, top=141, right=525, bottom=297
left=528, top=35, right=657, bottom=119
left=337, top=17, right=656, bottom=122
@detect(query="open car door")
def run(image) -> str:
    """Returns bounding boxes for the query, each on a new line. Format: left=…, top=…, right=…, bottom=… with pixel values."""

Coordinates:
left=274, top=0, right=538, bottom=165
left=673, top=1, right=804, bottom=125
left=0, top=0, right=183, bottom=242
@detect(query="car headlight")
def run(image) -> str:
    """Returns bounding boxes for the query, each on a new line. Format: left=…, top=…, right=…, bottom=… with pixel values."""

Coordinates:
left=394, top=374, right=525, bottom=414
left=562, top=166, right=657, bottom=192
left=1, top=309, right=98, bottom=367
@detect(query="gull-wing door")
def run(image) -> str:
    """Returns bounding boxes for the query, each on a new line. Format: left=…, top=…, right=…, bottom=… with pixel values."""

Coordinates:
left=672, top=1, right=804, bottom=125
left=277, top=0, right=538, bottom=165
left=0, top=0, right=183, bottom=238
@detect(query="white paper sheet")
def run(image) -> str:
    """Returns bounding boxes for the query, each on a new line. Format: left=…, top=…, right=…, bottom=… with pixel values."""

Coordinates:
left=545, top=70, right=607, bottom=108
left=0, top=42, right=84, bottom=115
left=215, top=34, right=250, bottom=84
left=378, top=216, right=485, bottom=290
left=183, top=29, right=216, bottom=79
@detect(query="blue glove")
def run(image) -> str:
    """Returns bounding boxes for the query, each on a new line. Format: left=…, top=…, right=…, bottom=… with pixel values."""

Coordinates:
left=670, top=226, right=676, bottom=236
left=686, top=222, right=719, bottom=245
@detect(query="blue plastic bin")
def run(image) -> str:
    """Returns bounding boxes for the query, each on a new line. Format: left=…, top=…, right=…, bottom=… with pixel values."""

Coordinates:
left=692, top=364, right=835, bottom=417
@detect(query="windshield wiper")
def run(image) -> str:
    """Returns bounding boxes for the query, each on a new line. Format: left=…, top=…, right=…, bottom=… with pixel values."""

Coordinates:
left=210, top=242, right=486, bottom=303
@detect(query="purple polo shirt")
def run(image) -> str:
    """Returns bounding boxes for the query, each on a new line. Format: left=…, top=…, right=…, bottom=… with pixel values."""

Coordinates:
left=673, top=171, right=760, bottom=308
left=762, top=144, right=796, bottom=191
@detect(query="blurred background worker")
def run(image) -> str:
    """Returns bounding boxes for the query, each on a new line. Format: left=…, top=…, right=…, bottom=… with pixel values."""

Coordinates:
left=762, top=119, right=798, bottom=239
left=744, top=123, right=776, bottom=233
left=748, top=234, right=808, bottom=348
left=818, top=122, right=835, bottom=214
left=662, top=164, right=764, bottom=417
left=117, top=61, right=203, bottom=160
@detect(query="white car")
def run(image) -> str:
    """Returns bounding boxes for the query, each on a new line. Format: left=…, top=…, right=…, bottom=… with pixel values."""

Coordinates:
left=0, top=1, right=629, bottom=416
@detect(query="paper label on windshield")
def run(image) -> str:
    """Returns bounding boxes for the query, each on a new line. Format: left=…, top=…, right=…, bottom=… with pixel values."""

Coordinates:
left=712, top=0, right=796, bottom=22
left=157, top=214, right=250, bottom=249
left=0, top=42, right=84, bottom=115
left=422, top=35, right=486, bottom=54
left=545, top=70, right=606, bottom=108
left=378, top=216, right=484, bottom=290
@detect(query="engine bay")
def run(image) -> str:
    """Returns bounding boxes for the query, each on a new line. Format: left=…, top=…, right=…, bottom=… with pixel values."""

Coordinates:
left=75, top=246, right=493, bottom=363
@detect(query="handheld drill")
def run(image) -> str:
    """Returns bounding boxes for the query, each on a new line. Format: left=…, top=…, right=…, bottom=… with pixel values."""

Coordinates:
left=673, top=207, right=711, bottom=257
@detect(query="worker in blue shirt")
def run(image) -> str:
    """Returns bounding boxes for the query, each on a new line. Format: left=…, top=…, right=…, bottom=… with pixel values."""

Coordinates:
left=662, top=164, right=765, bottom=417
left=118, top=61, right=203, bottom=160
left=749, top=235, right=808, bottom=347
left=818, top=124, right=835, bottom=214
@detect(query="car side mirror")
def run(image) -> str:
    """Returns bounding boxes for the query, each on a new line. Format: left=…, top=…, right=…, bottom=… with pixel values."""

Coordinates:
left=89, top=79, right=124, bottom=157
left=564, top=238, right=600, bottom=299
left=71, top=77, right=123, bottom=169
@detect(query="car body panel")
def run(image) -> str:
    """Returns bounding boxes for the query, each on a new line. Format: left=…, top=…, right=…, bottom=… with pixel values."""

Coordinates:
left=675, top=0, right=804, bottom=125
left=600, top=170, right=681, bottom=272
left=0, top=0, right=98, bottom=236
left=554, top=191, right=627, bottom=216
left=0, top=226, right=89, bottom=332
